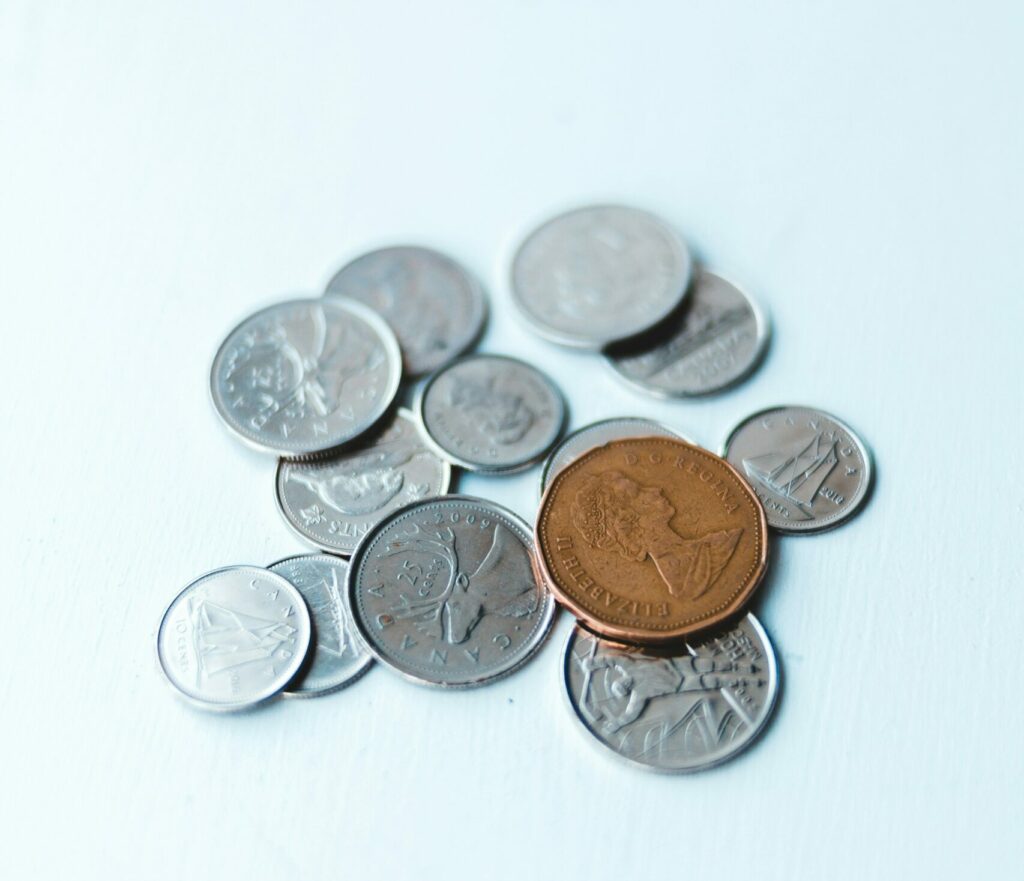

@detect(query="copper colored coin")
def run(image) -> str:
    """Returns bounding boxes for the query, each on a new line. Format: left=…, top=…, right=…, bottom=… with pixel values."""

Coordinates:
left=535, top=437, right=768, bottom=644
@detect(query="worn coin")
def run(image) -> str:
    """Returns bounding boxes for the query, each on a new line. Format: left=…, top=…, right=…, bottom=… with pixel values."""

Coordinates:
left=539, top=417, right=696, bottom=496
left=605, top=269, right=769, bottom=397
left=723, top=405, right=873, bottom=534
left=268, top=554, right=373, bottom=697
left=325, top=246, right=487, bottom=377
left=536, top=437, right=768, bottom=644
left=210, top=297, right=402, bottom=457
left=276, top=408, right=451, bottom=554
left=418, top=354, right=566, bottom=473
left=562, top=613, right=778, bottom=772
left=510, top=204, right=692, bottom=348
left=156, top=565, right=312, bottom=711
left=346, top=496, right=556, bottom=688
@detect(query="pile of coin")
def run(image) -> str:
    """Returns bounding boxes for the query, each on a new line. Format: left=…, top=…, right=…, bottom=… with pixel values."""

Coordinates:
left=157, top=206, right=873, bottom=774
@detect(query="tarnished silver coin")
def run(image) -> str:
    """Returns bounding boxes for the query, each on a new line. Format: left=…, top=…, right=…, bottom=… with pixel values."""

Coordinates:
left=268, top=554, right=373, bottom=697
left=276, top=408, right=451, bottom=554
left=510, top=205, right=692, bottom=348
left=325, top=246, right=487, bottom=377
left=418, top=354, right=565, bottom=473
left=346, top=496, right=557, bottom=688
left=210, top=297, right=402, bottom=457
left=156, top=566, right=312, bottom=711
left=723, top=405, right=873, bottom=534
left=605, top=269, right=769, bottom=397
left=562, top=613, right=778, bottom=773
left=538, top=417, right=696, bottom=496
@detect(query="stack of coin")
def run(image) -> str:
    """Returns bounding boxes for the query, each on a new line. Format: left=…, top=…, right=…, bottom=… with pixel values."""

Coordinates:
left=157, top=206, right=873, bottom=778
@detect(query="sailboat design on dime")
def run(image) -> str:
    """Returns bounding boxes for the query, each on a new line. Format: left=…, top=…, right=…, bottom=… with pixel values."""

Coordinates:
left=742, top=432, right=838, bottom=518
left=188, top=595, right=296, bottom=681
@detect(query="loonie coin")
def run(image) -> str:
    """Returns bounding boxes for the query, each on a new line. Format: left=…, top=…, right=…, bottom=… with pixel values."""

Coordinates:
left=346, top=496, right=556, bottom=688
left=210, top=297, right=402, bottom=457
left=418, top=354, right=565, bottom=473
left=510, top=204, right=692, bottom=348
left=723, top=405, right=873, bottom=534
left=156, top=565, right=312, bottom=711
left=562, top=613, right=778, bottom=772
left=536, top=437, right=768, bottom=644
left=325, top=246, right=487, bottom=377
left=268, top=554, right=373, bottom=697
left=276, top=408, right=451, bottom=554
left=539, top=417, right=696, bottom=496
left=605, top=269, right=769, bottom=397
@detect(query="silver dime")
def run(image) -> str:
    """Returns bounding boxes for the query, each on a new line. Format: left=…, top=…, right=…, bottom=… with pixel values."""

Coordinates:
left=723, top=405, right=873, bottom=534
left=346, top=496, right=557, bottom=688
left=276, top=408, right=451, bottom=554
left=538, top=417, right=696, bottom=496
left=325, top=246, right=487, bottom=377
left=156, top=566, right=312, bottom=711
left=562, top=613, right=778, bottom=773
left=268, top=554, right=373, bottom=697
left=605, top=269, right=769, bottom=397
left=418, top=354, right=565, bottom=473
left=510, top=204, right=692, bottom=348
left=210, top=297, right=402, bottom=457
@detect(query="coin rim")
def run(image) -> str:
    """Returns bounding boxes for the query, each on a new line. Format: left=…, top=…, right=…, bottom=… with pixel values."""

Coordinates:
left=535, top=436, right=769, bottom=643
left=273, top=407, right=453, bottom=555
left=559, top=613, right=779, bottom=773
left=720, top=404, right=874, bottom=535
left=509, top=204, right=694, bottom=349
left=416, top=353, right=567, bottom=474
left=344, top=494, right=558, bottom=689
left=209, top=296, right=403, bottom=457
left=602, top=268, right=771, bottom=399
left=156, top=565, right=312, bottom=711
left=324, top=245, right=489, bottom=378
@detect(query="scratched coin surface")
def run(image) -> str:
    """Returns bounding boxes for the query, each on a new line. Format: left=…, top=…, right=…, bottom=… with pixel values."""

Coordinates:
left=605, top=269, right=769, bottom=396
left=562, top=613, right=778, bottom=772
left=210, top=297, right=402, bottom=457
left=325, top=246, right=487, bottom=377
left=510, top=205, right=692, bottom=348
left=419, top=354, right=566, bottom=473
left=346, top=496, right=556, bottom=688
left=536, top=437, right=768, bottom=644
left=723, top=405, right=873, bottom=534
left=539, top=418, right=697, bottom=496
left=276, top=408, right=451, bottom=554
left=156, top=566, right=312, bottom=711
left=268, top=554, right=372, bottom=697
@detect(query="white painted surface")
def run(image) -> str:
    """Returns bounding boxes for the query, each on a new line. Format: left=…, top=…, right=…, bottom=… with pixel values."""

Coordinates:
left=2, top=3, right=1022, bottom=879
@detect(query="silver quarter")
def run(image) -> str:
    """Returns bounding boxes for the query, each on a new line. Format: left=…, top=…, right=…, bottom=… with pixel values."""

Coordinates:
left=510, top=204, right=692, bottom=348
left=562, top=613, right=778, bottom=773
left=210, top=297, right=402, bottom=457
left=346, top=496, right=557, bottom=688
left=418, top=354, right=565, bottom=473
left=538, top=417, right=696, bottom=496
left=276, top=408, right=451, bottom=554
left=723, top=405, right=873, bottom=534
left=325, top=246, right=487, bottom=377
left=156, top=565, right=312, bottom=711
left=605, top=269, right=770, bottom=397
left=268, top=554, right=373, bottom=697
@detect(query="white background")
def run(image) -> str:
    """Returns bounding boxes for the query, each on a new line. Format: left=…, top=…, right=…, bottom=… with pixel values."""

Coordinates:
left=2, top=3, right=1022, bottom=879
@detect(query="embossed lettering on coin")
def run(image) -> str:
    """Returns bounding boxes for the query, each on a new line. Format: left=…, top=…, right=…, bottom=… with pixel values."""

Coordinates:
left=346, top=496, right=556, bottom=687
left=537, top=437, right=768, bottom=643
left=562, top=614, right=778, bottom=772
left=723, top=405, right=872, bottom=534
left=210, top=297, right=401, bottom=456
left=276, top=408, right=451, bottom=554
left=325, top=246, right=487, bottom=376
left=419, top=354, right=565, bottom=473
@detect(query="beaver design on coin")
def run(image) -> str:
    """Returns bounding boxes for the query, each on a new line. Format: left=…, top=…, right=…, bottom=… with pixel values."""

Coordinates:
left=536, top=437, right=768, bottom=643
